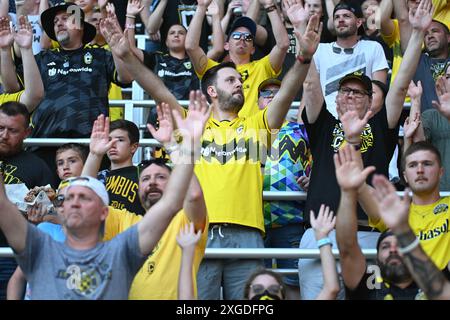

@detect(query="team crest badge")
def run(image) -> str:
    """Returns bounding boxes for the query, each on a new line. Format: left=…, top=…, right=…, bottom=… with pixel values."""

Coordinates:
left=184, top=61, right=192, bottom=69
left=236, top=125, right=244, bottom=135
left=84, top=52, right=93, bottom=64
left=48, top=68, right=56, bottom=77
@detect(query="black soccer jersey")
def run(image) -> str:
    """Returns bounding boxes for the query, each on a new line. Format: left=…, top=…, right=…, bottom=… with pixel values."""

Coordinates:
left=31, top=45, right=128, bottom=138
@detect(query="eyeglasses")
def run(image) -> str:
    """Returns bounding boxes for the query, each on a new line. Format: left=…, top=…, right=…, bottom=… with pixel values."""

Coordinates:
left=259, top=89, right=279, bottom=98
left=230, top=31, right=254, bottom=42
left=250, top=284, right=282, bottom=296
left=332, top=46, right=354, bottom=54
left=338, top=86, right=369, bottom=98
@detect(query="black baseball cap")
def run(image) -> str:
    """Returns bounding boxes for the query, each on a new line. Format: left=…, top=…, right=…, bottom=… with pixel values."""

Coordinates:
left=376, top=230, right=395, bottom=252
left=229, top=16, right=257, bottom=38
left=333, top=1, right=363, bottom=18
left=41, top=2, right=96, bottom=44
left=339, top=71, right=373, bottom=96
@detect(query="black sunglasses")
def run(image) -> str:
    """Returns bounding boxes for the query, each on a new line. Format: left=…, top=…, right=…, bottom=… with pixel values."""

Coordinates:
left=230, top=31, right=254, bottom=42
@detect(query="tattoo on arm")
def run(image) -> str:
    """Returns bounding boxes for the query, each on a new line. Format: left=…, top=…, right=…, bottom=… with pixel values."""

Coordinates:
left=397, top=231, right=446, bottom=299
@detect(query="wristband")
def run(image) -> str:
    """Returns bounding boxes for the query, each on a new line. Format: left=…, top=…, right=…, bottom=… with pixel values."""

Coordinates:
left=164, top=142, right=179, bottom=155
left=126, top=14, right=136, bottom=19
left=398, top=237, right=420, bottom=254
left=317, top=237, right=332, bottom=248
left=265, top=5, right=277, bottom=12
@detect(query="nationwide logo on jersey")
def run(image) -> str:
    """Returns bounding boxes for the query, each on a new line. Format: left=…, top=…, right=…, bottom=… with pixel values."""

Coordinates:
left=331, top=122, right=373, bottom=153
left=433, top=203, right=448, bottom=215
left=84, top=52, right=93, bottom=64
left=184, top=61, right=192, bottom=69
left=48, top=68, right=56, bottom=77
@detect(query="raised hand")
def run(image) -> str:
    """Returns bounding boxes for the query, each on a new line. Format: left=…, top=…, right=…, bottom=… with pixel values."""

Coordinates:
left=90, top=114, right=117, bottom=156
left=403, top=113, right=421, bottom=140
left=339, top=108, right=373, bottom=144
left=172, top=90, right=211, bottom=144
left=371, top=174, right=411, bottom=232
left=407, top=80, right=423, bottom=102
left=333, top=144, right=375, bottom=191
left=310, top=204, right=336, bottom=240
left=294, top=13, right=322, bottom=60
left=26, top=203, right=49, bottom=224
left=0, top=16, right=13, bottom=49
left=13, top=15, right=32, bottom=49
left=176, top=222, right=202, bottom=250
left=206, top=0, right=220, bottom=16
left=127, top=0, right=144, bottom=17
left=100, top=17, right=130, bottom=58
left=284, top=0, right=309, bottom=29
left=409, top=0, right=433, bottom=31
left=432, top=75, right=450, bottom=119
left=147, top=103, right=174, bottom=144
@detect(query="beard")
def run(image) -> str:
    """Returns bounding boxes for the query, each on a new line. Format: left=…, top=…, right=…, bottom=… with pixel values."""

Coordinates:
left=379, top=255, right=412, bottom=284
left=140, top=188, right=163, bottom=210
left=216, top=87, right=244, bottom=113
left=56, top=31, right=70, bottom=45
left=335, top=24, right=358, bottom=38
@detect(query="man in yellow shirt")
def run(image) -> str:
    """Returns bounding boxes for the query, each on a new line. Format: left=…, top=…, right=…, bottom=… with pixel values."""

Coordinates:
left=185, top=0, right=289, bottom=117
left=369, top=141, right=450, bottom=272
left=83, top=113, right=208, bottom=300
left=102, top=8, right=322, bottom=299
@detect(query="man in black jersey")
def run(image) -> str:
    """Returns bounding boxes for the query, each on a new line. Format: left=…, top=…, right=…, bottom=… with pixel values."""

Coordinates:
left=27, top=2, right=133, bottom=174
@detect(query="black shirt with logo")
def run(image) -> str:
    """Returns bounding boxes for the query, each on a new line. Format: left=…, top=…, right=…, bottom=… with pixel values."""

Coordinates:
left=98, top=166, right=146, bottom=216
left=31, top=45, right=129, bottom=139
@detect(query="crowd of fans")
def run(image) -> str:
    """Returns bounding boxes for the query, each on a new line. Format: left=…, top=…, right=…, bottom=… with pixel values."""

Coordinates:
left=0, top=0, right=449, bottom=300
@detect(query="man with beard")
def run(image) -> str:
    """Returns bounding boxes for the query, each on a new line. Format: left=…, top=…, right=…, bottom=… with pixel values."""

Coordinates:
left=100, top=9, right=322, bottom=299
left=79, top=110, right=208, bottom=300
left=370, top=168, right=450, bottom=300
left=368, top=142, right=450, bottom=275
left=309, top=1, right=388, bottom=118
left=334, top=145, right=424, bottom=300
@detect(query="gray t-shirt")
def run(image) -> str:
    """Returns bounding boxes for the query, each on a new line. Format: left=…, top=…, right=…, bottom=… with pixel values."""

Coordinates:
left=422, top=109, right=450, bottom=191
left=15, top=223, right=146, bottom=300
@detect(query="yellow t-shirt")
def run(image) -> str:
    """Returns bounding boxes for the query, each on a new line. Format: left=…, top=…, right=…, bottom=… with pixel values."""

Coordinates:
left=409, top=197, right=450, bottom=270
left=197, top=55, right=279, bottom=118
left=194, top=109, right=271, bottom=232
left=129, top=211, right=208, bottom=300
left=433, top=0, right=450, bottom=29
left=0, top=91, right=23, bottom=105
left=103, top=207, right=142, bottom=241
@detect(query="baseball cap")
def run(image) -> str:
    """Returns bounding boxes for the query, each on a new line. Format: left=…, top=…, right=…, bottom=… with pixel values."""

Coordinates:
left=258, top=78, right=281, bottom=93
left=376, top=230, right=395, bottom=252
left=63, top=176, right=109, bottom=206
left=339, top=71, right=373, bottom=96
left=229, top=16, right=257, bottom=38
left=41, top=2, right=96, bottom=44
left=333, top=1, right=363, bottom=18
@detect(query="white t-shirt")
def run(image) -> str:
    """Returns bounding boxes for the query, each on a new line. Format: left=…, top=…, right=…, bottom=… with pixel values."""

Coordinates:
left=313, top=40, right=389, bottom=118
left=9, top=13, right=43, bottom=55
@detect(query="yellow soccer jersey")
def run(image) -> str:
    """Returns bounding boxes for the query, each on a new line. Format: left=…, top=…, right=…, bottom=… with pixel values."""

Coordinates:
left=0, top=91, right=23, bottom=105
left=197, top=55, right=279, bottom=118
left=433, top=0, right=450, bottom=29
left=409, top=197, right=450, bottom=270
left=194, top=109, right=271, bottom=232
left=129, top=211, right=208, bottom=300
left=103, top=206, right=142, bottom=241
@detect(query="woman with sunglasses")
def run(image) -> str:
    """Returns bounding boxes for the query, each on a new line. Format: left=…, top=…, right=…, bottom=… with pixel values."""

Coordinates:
left=244, top=205, right=339, bottom=300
